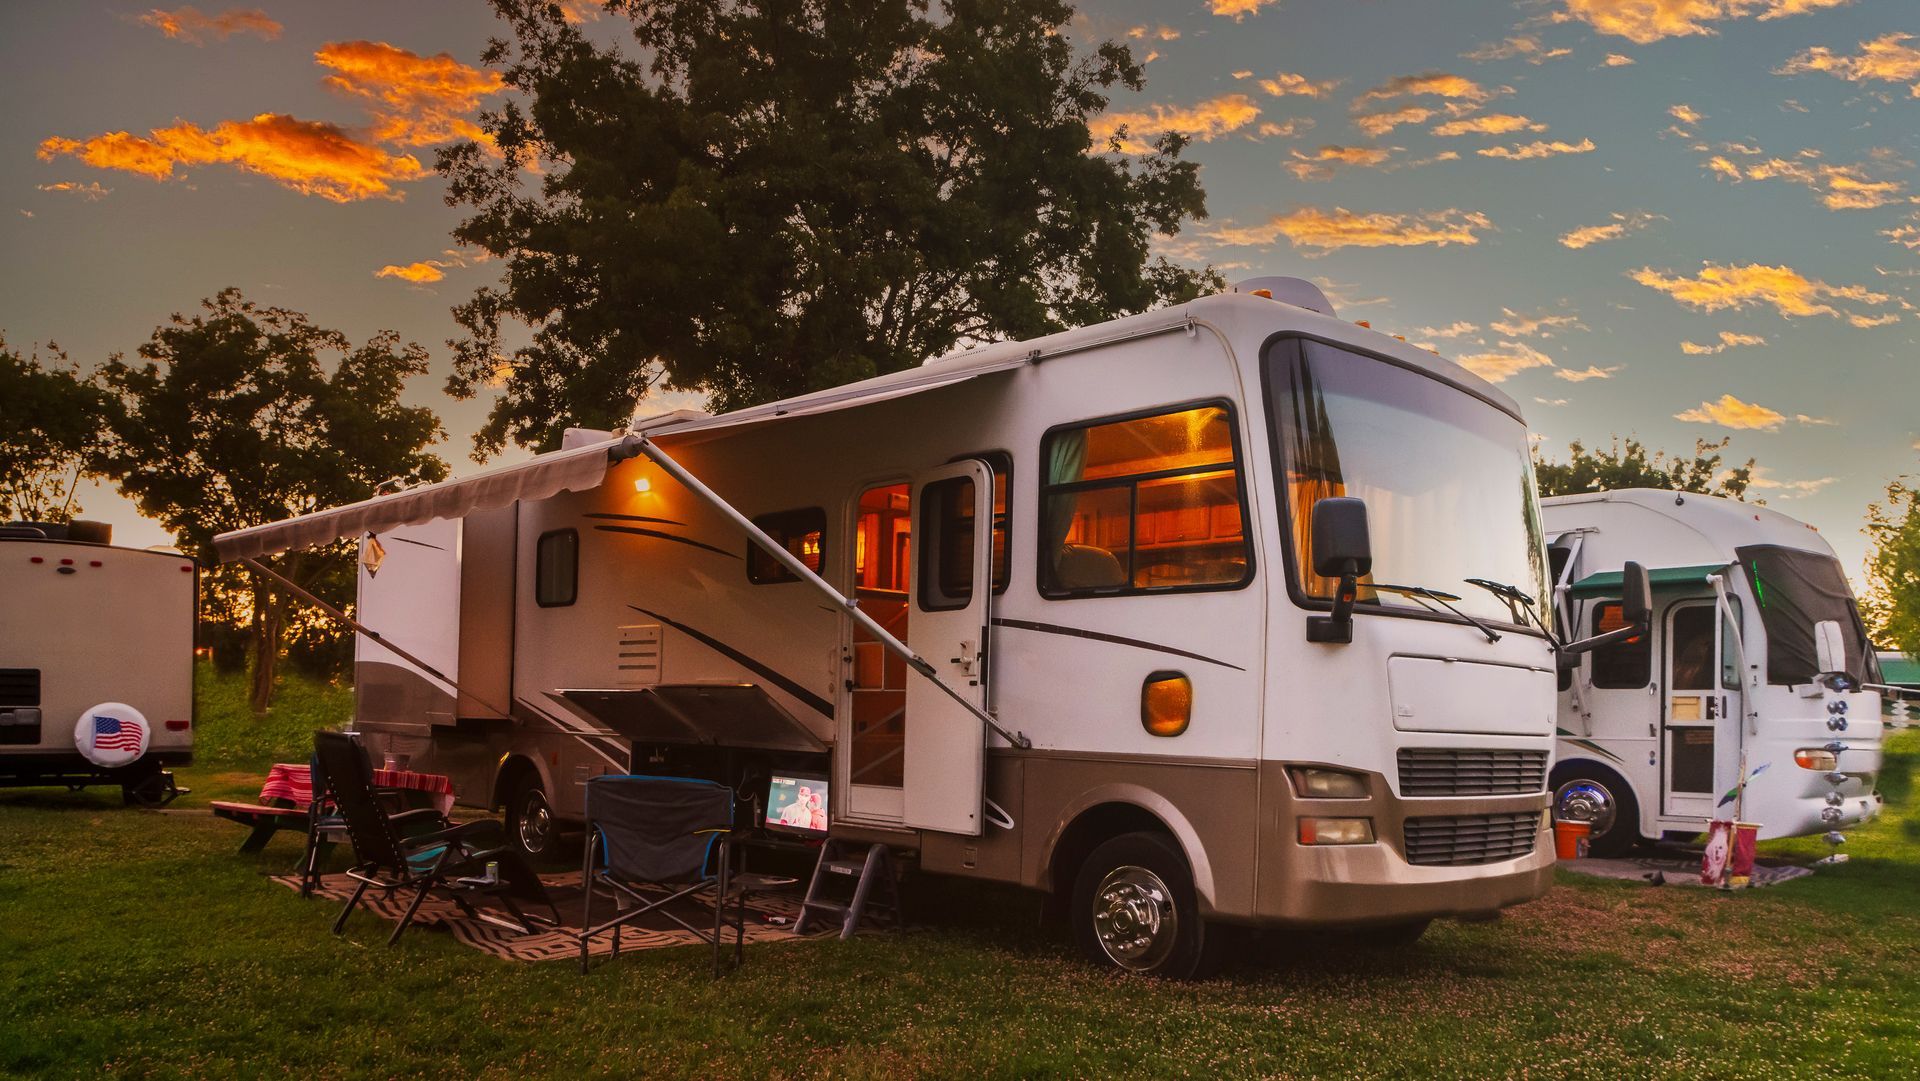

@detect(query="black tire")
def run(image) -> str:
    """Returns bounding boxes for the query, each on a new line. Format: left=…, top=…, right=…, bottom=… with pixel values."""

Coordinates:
left=504, top=772, right=557, bottom=861
left=1070, top=831, right=1228, bottom=979
left=1551, top=765, right=1642, bottom=858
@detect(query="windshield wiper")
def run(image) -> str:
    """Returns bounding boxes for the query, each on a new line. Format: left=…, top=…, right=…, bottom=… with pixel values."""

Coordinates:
left=1369, top=582, right=1501, bottom=643
left=1465, top=578, right=1560, bottom=647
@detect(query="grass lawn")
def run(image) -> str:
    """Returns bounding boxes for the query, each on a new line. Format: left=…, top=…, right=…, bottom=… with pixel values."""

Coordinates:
left=4, top=667, right=1918, bottom=1079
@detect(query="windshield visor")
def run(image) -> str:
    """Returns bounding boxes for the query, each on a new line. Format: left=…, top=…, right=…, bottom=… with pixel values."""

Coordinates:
left=1736, top=544, right=1876, bottom=685
left=1265, top=337, right=1549, bottom=626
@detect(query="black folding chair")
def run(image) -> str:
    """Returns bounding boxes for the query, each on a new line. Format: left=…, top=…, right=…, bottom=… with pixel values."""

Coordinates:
left=314, top=730, right=556, bottom=945
left=577, top=775, right=795, bottom=976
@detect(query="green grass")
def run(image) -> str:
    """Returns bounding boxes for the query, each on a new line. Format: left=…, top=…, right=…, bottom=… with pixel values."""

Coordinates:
left=4, top=667, right=1919, bottom=1078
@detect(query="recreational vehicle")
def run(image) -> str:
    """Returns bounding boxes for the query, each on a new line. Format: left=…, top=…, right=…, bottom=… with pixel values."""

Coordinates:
left=217, top=279, right=1567, bottom=976
left=0, top=520, right=195, bottom=804
left=1543, top=490, right=1882, bottom=856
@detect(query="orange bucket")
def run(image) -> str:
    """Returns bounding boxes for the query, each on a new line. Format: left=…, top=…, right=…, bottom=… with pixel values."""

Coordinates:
left=1553, top=820, right=1591, bottom=860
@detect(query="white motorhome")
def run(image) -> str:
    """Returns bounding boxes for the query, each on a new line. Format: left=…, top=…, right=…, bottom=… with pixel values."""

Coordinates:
left=217, top=280, right=1564, bottom=976
left=0, top=520, right=196, bottom=804
left=1543, top=490, right=1882, bottom=856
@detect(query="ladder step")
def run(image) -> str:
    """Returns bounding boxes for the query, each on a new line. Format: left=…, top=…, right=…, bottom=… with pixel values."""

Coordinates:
left=822, top=860, right=866, bottom=875
left=801, top=900, right=849, bottom=916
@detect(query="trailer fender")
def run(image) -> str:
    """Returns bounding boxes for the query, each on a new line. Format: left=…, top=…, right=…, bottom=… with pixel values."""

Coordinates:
left=490, top=750, right=558, bottom=814
left=1034, top=785, right=1217, bottom=912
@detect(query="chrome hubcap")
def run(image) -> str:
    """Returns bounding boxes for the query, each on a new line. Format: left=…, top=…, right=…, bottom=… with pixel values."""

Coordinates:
left=517, top=791, right=553, bottom=853
left=1555, top=779, right=1616, bottom=835
left=1092, top=865, right=1178, bottom=971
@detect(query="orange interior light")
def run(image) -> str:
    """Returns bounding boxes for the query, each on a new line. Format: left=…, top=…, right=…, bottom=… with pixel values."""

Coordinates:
left=1141, top=672, right=1193, bottom=737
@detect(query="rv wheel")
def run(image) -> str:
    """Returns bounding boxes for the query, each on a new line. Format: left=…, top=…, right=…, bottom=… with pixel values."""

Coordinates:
left=1071, top=832, right=1227, bottom=979
left=1552, top=767, right=1641, bottom=858
left=505, top=775, right=556, bottom=860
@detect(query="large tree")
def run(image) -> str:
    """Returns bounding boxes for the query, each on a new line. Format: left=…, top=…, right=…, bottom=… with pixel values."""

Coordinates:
left=0, top=337, right=112, bottom=522
left=1534, top=436, right=1756, bottom=500
left=441, top=0, right=1217, bottom=455
left=96, top=289, right=448, bottom=711
left=1865, top=478, right=1920, bottom=659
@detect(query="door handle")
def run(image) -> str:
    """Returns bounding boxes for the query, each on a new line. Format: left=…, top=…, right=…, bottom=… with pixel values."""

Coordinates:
left=949, top=639, right=978, bottom=676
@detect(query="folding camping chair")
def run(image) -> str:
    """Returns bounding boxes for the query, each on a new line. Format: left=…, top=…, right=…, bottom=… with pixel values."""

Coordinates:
left=577, top=775, right=796, bottom=976
left=314, top=730, right=556, bottom=945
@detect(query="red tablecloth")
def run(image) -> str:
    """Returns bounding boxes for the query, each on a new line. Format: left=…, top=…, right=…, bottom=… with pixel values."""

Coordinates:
left=262, top=762, right=455, bottom=815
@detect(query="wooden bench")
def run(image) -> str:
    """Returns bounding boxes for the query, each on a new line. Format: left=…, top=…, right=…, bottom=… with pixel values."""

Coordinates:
left=211, top=764, right=319, bottom=853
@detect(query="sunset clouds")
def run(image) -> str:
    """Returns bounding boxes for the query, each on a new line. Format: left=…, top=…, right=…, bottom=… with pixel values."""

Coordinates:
left=39, top=115, right=427, bottom=202
left=1089, top=94, right=1262, bottom=153
left=137, top=7, right=280, bottom=44
left=1478, top=138, right=1597, bottom=160
left=1431, top=113, right=1546, bottom=137
left=1681, top=330, right=1767, bottom=354
left=1554, top=0, right=1850, bottom=45
left=1258, top=72, right=1340, bottom=98
left=1211, top=207, right=1493, bottom=253
left=316, top=41, right=504, bottom=149
left=375, top=262, right=447, bottom=284
left=1559, top=211, right=1662, bottom=249
left=1778, top=32, right=1920, bottom=95
left=1674, top=393, right=1787, bottom=431
left=1703, top=146, right=1917, bottom=211
left=1632, top=262, right=1898, bottom=320
left=1456, top=340, right=1554, bottom=382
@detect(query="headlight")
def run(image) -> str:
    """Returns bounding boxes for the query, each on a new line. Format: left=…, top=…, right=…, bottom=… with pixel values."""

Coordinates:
left=1794, top=748, right=1838, bottom=771
left=1289, top=767, right=1370, bottom=799
left=1298, top=817, right=1375, bottom=845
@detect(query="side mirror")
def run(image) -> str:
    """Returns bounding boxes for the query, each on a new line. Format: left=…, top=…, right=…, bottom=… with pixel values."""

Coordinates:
left=1307, top=497, right=1371, bottom=645
left=1621, top=561, right=1651, bottom=630
left=1814, top=619, right=1846, bottom=675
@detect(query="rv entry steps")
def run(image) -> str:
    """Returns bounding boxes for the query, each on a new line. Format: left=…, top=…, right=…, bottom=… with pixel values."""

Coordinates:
left=794, top=840, right=901, bottom=940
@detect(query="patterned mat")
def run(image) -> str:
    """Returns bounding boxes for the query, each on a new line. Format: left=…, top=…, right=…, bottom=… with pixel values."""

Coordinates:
left=272, top=870, right=821, bottom=963
left=1562, top=851, right=1815, bottom=889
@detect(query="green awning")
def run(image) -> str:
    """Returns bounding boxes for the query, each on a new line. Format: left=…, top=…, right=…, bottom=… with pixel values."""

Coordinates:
left=1880, top=652, right=1920, bottom=687
left=1568, top=563, right=1731, bottom=598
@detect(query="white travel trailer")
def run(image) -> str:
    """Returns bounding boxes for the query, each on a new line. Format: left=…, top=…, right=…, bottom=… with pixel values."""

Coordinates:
left=1543, top=490, right=1883, bottom=856
left=0, top=520, right=196, bottom=804
left=217, top=279, right=1567, bottom=976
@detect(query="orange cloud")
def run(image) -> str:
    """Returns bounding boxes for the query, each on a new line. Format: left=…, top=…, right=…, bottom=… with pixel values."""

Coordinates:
left=1559, top=210, right=1662, bottom=249
left=1254, top=118, right=1315, bottom=139
left=1668, top=103, right=1704, bottom=127
left=1432, top=113, right=1547, bottom=137
left=1416, top=321, right=1480, bottom=339
left=1631, top=262, right=1894, bottom=320
left=1285, top=145, right=1397, bottom=181
left=1210, top=206, right=1493, bottom=253
left=1354, top=106, right=1435, bottom=137
left=38, top=114, right=426, bottom=202
left=1355, top=72, right=1495, bottom=107
left=1456, top=341, right=1554, bottom=382
left=315, top=41, right=504, bottom=149
left=1127, top=25, right=1182, bottom=42
left=1258, top=72, right=1339, bottom=98
left=1680, top=330, right=1767, bottom=354
left=1778, top=33, right=1920, bottom=95
left=1674, top=393, right=1786, bottom=431
left=1089, top=94, right=1261, bottom=154
left=1478, top=138, right=1596, bottom=160
left=1603, top=53, right=1637, bottom=67
left=1884, top=218, right=1920, bottom=251
left=137, top=7, right=281, bottom=44
left=1555, top=0, right=1850, bottom=46
left=36, top=181, right=112, bottom=201
left=1491, top=308, right=1585, bottom=337
left=1462, top=36, right=1573, bottom=64
left=1703, top=148, right=1916, bottom=210
left=1211, top=0, right=1280, bottom=19
left=375, top=261, right=447, bottom=284
left=1556, top=364, right=1622, bottom=382
left=1847, top=311, right=1904, bottom=328
left=555, top=0, right=603, bottom=23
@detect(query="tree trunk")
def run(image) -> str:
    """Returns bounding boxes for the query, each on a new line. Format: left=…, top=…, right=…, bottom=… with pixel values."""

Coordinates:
left=249, top=574, right=280, bottom=714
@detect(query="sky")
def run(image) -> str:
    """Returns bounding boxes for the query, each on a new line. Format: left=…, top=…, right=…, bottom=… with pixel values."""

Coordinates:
left=3, top=0, right=1917, bottom=582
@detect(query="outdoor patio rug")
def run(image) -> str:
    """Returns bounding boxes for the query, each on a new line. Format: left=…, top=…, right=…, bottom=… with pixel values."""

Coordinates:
left=271, top=870, right=822, bottom=962
left=1561, top=850, right=1815, bottom=889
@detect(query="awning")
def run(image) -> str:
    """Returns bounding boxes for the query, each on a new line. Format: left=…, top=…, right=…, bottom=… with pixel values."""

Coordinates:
left=1568, top=562, right=1731, bottom=598
left=212, top=434, right=641, bottom=563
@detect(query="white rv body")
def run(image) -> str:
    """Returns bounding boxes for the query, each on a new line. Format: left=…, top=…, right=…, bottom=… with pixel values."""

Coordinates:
left=0, top=526, right=196, bottom=799
left=228, top=285, right=1563, bottom=950
left=1543, top=490, right=1881, bottom=848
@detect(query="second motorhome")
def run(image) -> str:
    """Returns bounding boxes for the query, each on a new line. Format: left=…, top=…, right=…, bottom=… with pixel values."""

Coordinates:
left=218, top=278, right=1565, bottom=976
left=1543, top=490, right=1883, bottom=856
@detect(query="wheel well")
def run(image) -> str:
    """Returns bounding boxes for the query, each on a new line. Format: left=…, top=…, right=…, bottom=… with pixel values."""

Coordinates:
left=1550, top=759, right=1640, bottom=821
left=1043, top=802, right=1178, bottom=898
left=492, top=755, right=539, bottom=813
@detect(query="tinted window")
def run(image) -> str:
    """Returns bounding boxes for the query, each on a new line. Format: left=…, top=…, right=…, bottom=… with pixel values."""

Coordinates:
left=1589, top=601, right=1649, bottom=688
left=919, top=475, right=978, bottom=611
left=747, top=508, right=826, bottom=584
left=1670, top=605, right=1716, bottom=690
left=535, top=529, right=578, bottom=607
left=1038, top=404, right=1252, bottom=597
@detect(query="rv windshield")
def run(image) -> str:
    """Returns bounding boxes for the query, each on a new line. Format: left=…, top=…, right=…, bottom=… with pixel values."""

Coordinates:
left=1266, top=337, right=1550, bottom=628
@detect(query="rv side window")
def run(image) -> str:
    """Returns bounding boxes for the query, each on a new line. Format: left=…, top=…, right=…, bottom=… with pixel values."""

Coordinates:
left=535, top=529, right=578, bottom=607
left=1588, top=601, right=1650, bottom=688
left=950, top=452, right=1013, bottom=594
left=1037, top=403, right=1253, bottom=597
left=746, top=508, right=827, bottom=585
left=919, top=475, right=979, bottom=611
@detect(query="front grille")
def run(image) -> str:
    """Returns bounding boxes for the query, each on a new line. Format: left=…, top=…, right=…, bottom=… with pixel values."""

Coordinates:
left=0, top=669, right=40, bottom=707
left=1404, top=812, right=1540, bottom=866
left=1398, top=748, right=1548, bottom=797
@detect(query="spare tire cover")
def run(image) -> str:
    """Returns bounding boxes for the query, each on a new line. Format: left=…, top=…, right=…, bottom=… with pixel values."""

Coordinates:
left=75, top=702, right=150, bottom=768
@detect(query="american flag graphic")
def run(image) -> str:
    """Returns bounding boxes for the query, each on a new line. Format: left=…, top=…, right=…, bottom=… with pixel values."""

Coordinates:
left=92, top=716, right=143, bottom=754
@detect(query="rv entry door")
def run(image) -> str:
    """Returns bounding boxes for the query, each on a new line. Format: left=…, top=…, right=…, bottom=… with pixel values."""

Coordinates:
left=902, top=459, right=995, bottom=836
left=1663, top=601, right=1723, bottom=819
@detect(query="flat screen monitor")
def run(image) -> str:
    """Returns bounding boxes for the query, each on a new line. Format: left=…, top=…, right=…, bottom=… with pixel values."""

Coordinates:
left=765, top=774, right=830, bottom=836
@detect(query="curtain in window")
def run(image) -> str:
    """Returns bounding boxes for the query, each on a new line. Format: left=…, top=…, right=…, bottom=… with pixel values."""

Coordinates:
left=1284, top=355, right=1351, bottom=596
left=1042, top=429, right=1089, bottom=569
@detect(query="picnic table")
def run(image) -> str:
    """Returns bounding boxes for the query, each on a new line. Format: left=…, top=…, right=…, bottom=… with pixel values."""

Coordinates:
left=262, top=762, right=456, bottom=816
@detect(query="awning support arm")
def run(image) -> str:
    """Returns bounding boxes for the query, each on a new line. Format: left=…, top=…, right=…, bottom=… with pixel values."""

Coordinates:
left=632, top=435, right=1031, bottom=749
left=1710, top=574, right=1759, bottom=737
left=240, top=556, right=517, bottom=722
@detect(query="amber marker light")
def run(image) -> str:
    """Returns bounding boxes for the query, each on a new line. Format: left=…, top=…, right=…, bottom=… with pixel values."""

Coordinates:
left=1140, top=671, right=1192, bottom=737
left=1298, top=817, right=1375, bottom=846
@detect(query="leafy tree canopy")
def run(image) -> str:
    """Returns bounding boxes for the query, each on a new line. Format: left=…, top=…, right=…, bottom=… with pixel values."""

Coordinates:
left=1534, top=436, right=1755, bottom=501
left=441, top=0, right=1218, bottom=455
left=1865, top=477, right=1920, bottom=659
left=95, top=288, right=448, bottom=708
left=0, top=336, right=112, bottom=522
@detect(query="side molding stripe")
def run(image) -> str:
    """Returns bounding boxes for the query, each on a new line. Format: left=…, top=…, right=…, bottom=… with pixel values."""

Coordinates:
left=627, top=604, right=835, bottom=717
left=593, top=524, right=739, bottom=559
left=991, top=617, right=1246, bottom=672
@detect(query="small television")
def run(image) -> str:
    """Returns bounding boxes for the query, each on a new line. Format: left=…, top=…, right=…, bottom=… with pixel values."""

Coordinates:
left=765, top=773, right=830, bottom=836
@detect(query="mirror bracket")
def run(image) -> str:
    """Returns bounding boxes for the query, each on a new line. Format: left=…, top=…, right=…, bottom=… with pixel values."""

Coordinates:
left=1307, top=573, right=1359, bottom=644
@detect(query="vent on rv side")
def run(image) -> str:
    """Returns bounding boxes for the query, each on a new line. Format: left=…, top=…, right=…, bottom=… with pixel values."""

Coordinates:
left=615, top=624, right=663, bottom=687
